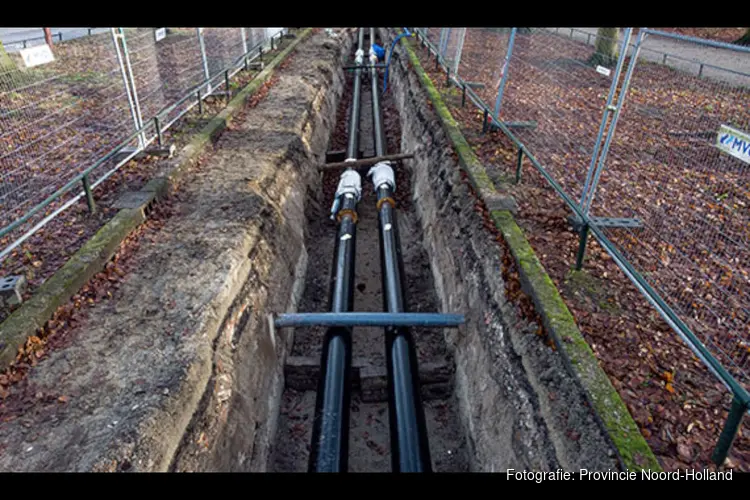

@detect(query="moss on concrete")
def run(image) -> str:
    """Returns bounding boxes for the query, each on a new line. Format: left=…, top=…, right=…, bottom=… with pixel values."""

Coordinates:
left=401, top=32, right=661, bottom=471
left=490, top=210, right=661, bottom=471
left=564, top=269, right=621, bottom=314
left=0, top=208, right=144, bottom=367
left=141, top=177, right=169, bottom=198
left=0, top=29, right=314, bottom=371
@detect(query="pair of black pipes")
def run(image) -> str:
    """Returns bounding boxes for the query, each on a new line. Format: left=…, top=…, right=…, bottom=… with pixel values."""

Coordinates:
left=308, top=28, right=432, bottom=473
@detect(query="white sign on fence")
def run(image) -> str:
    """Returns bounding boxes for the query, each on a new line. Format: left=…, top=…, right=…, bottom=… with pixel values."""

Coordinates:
left=19, top=44, right=54, bottom=68
left=595, top=65, right=611, bottom=77
left=155, top=28, right=167, bottom=42
left=717, top=124, right=750, bottom=165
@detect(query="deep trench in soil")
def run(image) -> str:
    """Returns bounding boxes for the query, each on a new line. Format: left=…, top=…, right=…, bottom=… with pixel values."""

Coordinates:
left=270, top=32, right=469, bottom=472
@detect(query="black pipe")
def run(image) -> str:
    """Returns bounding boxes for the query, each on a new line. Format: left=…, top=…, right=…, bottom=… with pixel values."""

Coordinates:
left=308, top=28, right=367, bottom=471
left=369, top=29, right=431, bottom=472
left=368, top=35, right=431, bottom=470
left=308, top=193, right=358, bottom=472
left=370, top=27, right=386, bottom=158
left=346, top=28, right=365, bottom=160
left=376, top=184, right=432, bottom=472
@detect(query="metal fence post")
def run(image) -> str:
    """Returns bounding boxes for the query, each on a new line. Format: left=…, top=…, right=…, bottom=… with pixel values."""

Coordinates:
left=82, top=174, right=96, bottom=214
left=582, top=28, right=644, bottom=217
left=197, top=28, right=212, bottom=94
left=438, top=28, right=448, bottom=58
left=711, top=398, right=747, bottom=465
left=240, top=27, right=249, bottom=70
left=575, top=224, right=590, bottom=270
left=224, top=70, right=231, bottom=102
left=579, top=28, right=634, bottom=210
left=240, top=27, right=248, bottom=56
left=441, top=28, right=453, bottom=59
left=452, top=28, right=466, bottom=76
left=118, top=28, right=146, bottom=149
left=154, top=115, right=163, bottom=147
left=493, top=27, right=517, bottom=120
left=111, top=28, right=146, bottom=150
left=515, top=147, right=524, bottom=183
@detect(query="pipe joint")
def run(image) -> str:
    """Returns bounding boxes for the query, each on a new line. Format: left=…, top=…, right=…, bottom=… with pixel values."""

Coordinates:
left=368, top=162, right=395, bottom=192
left=330, top=167, right=362, bottom=219
left=354, top=49, right=365, bottom=66
left=335, top=168, right=363, bottom=201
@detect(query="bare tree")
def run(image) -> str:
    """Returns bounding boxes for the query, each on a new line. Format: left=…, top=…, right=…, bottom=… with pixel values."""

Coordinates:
left=43, top=28, right=53, bottom=48
left=735, top=28, right=750, bottom=46
left=589, top=28, right=620, bottom=67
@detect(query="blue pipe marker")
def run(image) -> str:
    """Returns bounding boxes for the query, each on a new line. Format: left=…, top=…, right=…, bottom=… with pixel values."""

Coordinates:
left=275, top=312, right=464, bottom=328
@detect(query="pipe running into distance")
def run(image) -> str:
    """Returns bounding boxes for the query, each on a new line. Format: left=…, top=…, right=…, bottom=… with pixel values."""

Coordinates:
left=346, top=28, right=365, bottom=161
left=368, top=27, right=432, bottom=473
left=369, top=27, right=386, bottom=158
left=308, top=28, right=366, bottom=472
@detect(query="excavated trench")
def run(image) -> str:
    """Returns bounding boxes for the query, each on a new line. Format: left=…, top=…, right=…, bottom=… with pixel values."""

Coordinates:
left=171, top=28, right=618, bottom=472
left=270, top=31, right=468, bottom=472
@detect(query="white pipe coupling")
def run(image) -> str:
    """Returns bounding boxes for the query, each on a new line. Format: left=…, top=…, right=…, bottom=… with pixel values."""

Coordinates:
left=368, top=162, right=395, bottom=192
left=354, top=49, right=365, bottom=66
left=369, top=47, right=378, bottom=65
left=330, top=167, right=362, bottom=219
left=336, top=167, right=363, bottom=200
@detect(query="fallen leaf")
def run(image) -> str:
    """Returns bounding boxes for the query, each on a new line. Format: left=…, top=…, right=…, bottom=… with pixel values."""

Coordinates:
left=677, top=443, right=693, bottom=462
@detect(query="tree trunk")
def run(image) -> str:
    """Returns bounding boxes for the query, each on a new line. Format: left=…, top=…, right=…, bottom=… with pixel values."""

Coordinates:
left=735, top=28, right=750, bottom=46
left=589, top=27, right=620, bottom=67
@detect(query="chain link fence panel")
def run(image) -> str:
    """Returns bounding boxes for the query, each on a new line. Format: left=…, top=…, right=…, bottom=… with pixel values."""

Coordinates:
left=0, top=27, right=286, bottom=261
left=0, top=29, right=134, bottom=250
left=588, top=30, right=750, bottom=388
left=498, top=28, right=623, bottom=202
